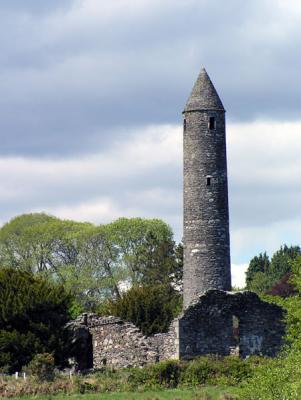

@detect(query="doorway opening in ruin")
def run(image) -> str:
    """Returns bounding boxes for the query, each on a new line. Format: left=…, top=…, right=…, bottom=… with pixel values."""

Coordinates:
left=86, top=332, right=94, bottom=369
left=74, top=330, right=93, bottom=370
left=230, top=315, right=240, bottom=356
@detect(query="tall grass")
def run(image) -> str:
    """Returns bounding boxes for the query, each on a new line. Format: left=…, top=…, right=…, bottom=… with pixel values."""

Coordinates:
left=0, top=355, right=262, bottom=398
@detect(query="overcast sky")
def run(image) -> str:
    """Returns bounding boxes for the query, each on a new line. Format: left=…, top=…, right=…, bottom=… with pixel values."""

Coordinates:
left=1, top=0, right=301, bottom=286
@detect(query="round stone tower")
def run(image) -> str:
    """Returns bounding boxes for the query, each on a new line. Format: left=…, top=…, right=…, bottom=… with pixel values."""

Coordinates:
left=183, top=68, right=231, bottom=309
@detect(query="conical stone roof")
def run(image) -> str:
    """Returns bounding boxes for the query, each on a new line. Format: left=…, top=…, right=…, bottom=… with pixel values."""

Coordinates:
left=184, top=68, right=225, bottom=112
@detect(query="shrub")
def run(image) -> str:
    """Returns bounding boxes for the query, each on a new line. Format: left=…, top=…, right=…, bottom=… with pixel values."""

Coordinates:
left=150, top=360, right=181, bottom=388
left=109, top=284, right=182, bottom=335
left=180, top=355, right=257, bottom=387
left=265, top=273, right=297, bottom=297
left=26, top=353, right=55, bottom=381
left=124, top=360, right=181, bottom=389
left=239, top=353, right=301, bottom=400
left=181, top=357, right=212, bottom=385
left=212, top=355, right=261, bottom=385
left=125, top=356, right=259, bottom=390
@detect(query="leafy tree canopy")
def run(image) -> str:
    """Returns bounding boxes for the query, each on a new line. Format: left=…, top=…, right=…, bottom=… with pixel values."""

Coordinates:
left=246, top=271, right=272, bottom=293
left=0, top=213, right=182, bottom=311
left=245, top=245, right=301, bottom=295
left=0, top=268, right=72, bottom=373
left=245, top=252, right=270, bottom=289
left=108, top=284, right=182, bottom=336
left=0, top=213, right=91, bottom=274
left=269, top=245, right=301, bottom=282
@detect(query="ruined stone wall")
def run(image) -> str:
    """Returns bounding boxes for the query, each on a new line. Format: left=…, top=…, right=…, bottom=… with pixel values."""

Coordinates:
left=178, top=290, right=286, bottom=359
left=87, top=315, right=159, bottom=368
left=68, top=291, right=285, bottom=369
left=68, top=314, right=179, bottom=368
left=149, top=319, right=179, bottom=361
left=68, top=314, right=169, bottom=369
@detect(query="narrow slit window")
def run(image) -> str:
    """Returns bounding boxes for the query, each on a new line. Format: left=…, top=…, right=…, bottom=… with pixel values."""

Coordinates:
left=206, top=176, right=211, bottom=186
left=183, top=118, right=186, bottom=131
left=209, top=117, right=216, bottom=130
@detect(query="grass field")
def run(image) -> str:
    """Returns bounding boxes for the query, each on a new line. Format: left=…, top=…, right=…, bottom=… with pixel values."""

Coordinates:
left=13, top=387, right=239, bottom=400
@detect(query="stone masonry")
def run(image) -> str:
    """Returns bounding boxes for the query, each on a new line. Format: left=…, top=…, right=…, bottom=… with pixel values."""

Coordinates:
left=67, top=68, right=286, bottom=369
left=183, top=68, right=231, bottom=309
left=176, top=290, right=285, bottom=359
left=68, top=290, right=285, bottom=369
left=68, top=314, right=158, bottom=370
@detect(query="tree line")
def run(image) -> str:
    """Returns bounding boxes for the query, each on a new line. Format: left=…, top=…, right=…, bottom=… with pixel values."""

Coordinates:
left=0, top=213, right=183, bottom=311
left=245, top=244, right=301, bottom=296
left=0, top=213, right=183, bottom=372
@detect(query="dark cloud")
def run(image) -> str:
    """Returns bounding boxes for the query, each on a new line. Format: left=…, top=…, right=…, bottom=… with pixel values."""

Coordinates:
left=0, top=0, right=300, bottom=271
left=0, top=0, right=300, bottom=156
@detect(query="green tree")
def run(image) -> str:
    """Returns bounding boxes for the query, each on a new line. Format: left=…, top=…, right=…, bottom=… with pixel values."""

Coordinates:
left=245, top=245, right=301, bottom=294
left=0, top=213, right=57, bottom=273
left=245, top=252, right=270, bottom=289
left=106, top=217, right=179, bottom=286
left=59, top=219, right=180, bottom=309
left=60, top=224, right=124, bottom=309
left=0, top=213, right=91, bottom=275
left=269, top=245, right=301, bottom=283
left=130, top=232, right=182, bottom=286
left=0, top=214, right=182, bottom=311
left=109, top=284, right=182, bottom=336
left=174, top=242, right=183, bottom=285
left=246, top=271, right=272, bottom=293
left=0, top=268, right=72, bottom=373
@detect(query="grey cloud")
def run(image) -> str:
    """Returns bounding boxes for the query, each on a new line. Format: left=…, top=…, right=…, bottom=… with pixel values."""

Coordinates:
left=0, top=157, right=182, bottom=243
left=0, top=118, right=300, bottom=265
left=0, top=0, right=74, bottom=15
left=1, top=0, right=301, bottom=267
left=229, top=187, right=301, bottom=228
left=0, top=0, right=301, bottom=156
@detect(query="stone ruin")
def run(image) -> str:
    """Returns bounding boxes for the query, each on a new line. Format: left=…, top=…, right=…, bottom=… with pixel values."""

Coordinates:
left=176, top=290, right=285, bottom=360
left=67, top=69, right=286, bottom=370
left=67, top=314, right=176, bottom=370
left=68, top=290, right=285, bottom=370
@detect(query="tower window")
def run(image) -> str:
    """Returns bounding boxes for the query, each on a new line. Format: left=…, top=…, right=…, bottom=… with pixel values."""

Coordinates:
left=183, top=118, right=186, bottom=131
left=209, top=117, right=216, bottom=130
left=206, top=176, right=212, bottom=186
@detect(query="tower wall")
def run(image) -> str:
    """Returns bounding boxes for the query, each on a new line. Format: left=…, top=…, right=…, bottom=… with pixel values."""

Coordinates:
left=183, top=106, right=231, bottom=308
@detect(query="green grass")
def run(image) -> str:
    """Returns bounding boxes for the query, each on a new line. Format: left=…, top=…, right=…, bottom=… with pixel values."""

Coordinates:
left=12, top=387, right=239, bottom=400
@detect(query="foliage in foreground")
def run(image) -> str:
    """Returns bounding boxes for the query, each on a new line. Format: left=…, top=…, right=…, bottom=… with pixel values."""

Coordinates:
left=240, top=255, right=301, bottom=399
left=0, top=355, right=256, bottom=398
left=0, top=380, right=238, bottom=400
left=0, top=268, right=72, bottom=373
left=26, top=353, right=56, bottom=382
left=9, top=388, right=239, bottom=400
left=240, top=350, right=301, bottom=400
